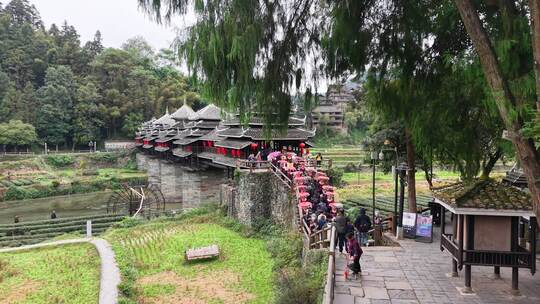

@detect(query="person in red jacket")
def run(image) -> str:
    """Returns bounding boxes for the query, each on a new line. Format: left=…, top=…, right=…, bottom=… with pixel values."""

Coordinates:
left=346, top=232, right=363, bottom=279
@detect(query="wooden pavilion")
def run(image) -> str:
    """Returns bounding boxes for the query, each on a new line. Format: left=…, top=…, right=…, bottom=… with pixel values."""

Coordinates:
left=433, top=180, right=536, bottom=295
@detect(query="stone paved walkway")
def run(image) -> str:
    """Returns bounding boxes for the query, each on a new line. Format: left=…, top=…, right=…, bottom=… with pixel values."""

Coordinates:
left=0, top=238, right=120, bottom=304
left=333, top=228, right=540, bottom=304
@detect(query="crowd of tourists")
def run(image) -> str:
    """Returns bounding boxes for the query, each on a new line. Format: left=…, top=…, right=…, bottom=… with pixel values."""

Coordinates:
left=263, top=147, right=373, bottom=278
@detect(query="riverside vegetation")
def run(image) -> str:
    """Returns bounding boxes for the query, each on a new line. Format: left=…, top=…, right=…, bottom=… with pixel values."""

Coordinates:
left=0, top=152, right=146, bottom=201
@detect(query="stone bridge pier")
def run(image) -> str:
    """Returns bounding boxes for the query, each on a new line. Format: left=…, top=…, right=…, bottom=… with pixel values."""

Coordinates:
left=220, top=169, right=296, bottom=229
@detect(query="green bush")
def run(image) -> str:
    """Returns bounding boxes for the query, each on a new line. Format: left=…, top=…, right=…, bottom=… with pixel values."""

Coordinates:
left=45, top=155, right=75, bottom=167
left=327, top=167, right=344, bottom=187
left=4, top=186, right=29, bottom=200
left=1, top=180, right=14, bottom=187
left=275, top=249, right=327, bottom=304
left=343, top=163, right=358, bottom=173
left=86, top=152, right=120, bottom=164
left=81, top=169, right=99, bottom=176
left=113, top=217, right=143, bottom=229
left=11, top=180, right=23, bottom=186
left=51, top=180, right=60, bottom=188
left=19, top=179, right=34, bottom=185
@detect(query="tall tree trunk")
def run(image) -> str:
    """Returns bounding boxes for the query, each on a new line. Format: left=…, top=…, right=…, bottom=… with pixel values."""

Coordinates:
left=455, top=0, right=540, bottom=219
left=405, top=127, right=417, bottom=212
left=423, top=166, right=433, bottom=188
left=529, top=0, right=540, bottom=112
left=480, top=148, right=503, bottom=180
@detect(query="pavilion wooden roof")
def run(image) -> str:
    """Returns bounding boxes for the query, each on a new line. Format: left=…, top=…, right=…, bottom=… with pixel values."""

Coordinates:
left=432, top=180, right=532, bottom=212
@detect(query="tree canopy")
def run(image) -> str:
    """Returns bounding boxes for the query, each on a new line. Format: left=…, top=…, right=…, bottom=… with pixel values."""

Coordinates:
left=0, top=0, right=202, bottom=148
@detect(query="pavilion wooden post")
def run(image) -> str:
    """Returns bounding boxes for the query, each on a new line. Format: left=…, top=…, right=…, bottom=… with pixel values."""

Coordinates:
left=463, top=215, right=474, bottom=293
left=493, top=266, right=501, bottom=280
left=512, top=267, right=519, bottom=295
left=511, top=216, right=521, bottom=295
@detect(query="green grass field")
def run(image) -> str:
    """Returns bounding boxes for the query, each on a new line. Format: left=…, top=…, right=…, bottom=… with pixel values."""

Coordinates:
left=106, top=218, right=275, bottom=304
left=0, top=243, right=100, bottom=304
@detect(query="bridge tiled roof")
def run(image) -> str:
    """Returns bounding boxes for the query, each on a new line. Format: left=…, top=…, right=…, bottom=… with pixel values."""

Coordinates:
left=189, top=104, right=221, bottom=121
left=173, top=137, right=199, bottom=146
left=243, top=128, right=315, bottom=140
left=222, top=116, right=306, bottom=126
left=154, top=146, right=170, bottom=152
left=199, top=129, right=221, bottom=141
left=216, top=128, right=245, bottom=138
left=172, top=148, right=192, bottom=158
left=214, top=139, right=252, bottom=149
left=170, top=104, right=195, bottom=120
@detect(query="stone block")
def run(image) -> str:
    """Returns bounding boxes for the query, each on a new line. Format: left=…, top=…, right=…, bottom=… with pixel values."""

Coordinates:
left=334, top=293, right=356, bottom=304
left=364, top=287, right=390, bottom=300
left=387, top=289, right=417, bottom=300
left=350, top=287, right=365, bottom=297
left=385, top=281, right=412, bottom=290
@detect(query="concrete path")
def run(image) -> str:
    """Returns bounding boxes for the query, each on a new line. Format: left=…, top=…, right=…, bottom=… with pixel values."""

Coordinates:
left=0, top=238, right=121, bottom=304
left=332, top=228, right=540, bottom=304
left=334, top=247, right=419, bottom=304
left=91, top=238, right=121, bottom=304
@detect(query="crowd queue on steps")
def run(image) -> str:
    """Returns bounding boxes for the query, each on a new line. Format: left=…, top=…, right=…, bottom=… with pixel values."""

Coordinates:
left=251, top=145, right=371, bottom=278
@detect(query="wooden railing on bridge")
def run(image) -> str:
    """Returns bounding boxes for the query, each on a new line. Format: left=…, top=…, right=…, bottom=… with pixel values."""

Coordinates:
left=235, top=159, right=293, bottom=188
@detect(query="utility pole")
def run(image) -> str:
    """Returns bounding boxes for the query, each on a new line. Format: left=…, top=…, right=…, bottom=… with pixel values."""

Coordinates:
left=371, top=151, right=377, bottom=220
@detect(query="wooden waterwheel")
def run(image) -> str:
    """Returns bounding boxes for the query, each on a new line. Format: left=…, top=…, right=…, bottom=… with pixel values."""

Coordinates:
left=107, top=183, right=166, bottom=217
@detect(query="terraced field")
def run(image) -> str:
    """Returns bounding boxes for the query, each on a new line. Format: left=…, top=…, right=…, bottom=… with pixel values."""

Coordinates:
left=106, top=220, right=275, bottom=304
left=0, top=214, right=125, bottom=248
left=311, top=147, right=367, bottom=168
left=342, top=194, right=434, bottom=217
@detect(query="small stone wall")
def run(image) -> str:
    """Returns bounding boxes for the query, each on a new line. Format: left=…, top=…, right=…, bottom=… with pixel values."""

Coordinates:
left=220, top=169, right=295, bottom=229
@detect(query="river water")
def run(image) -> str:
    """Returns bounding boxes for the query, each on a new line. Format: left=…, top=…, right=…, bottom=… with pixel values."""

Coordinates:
left=0, top=155, right=227, bottom=224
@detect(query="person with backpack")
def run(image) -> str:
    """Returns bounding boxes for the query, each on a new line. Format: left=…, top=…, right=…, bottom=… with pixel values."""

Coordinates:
left=334, top=209, right=348, bottom=254
left=354, top=208, right=371, bottom=246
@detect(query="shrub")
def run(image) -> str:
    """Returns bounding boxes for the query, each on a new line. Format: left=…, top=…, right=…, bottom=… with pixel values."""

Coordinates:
left=19, top=179, right=33, bottom=185
left=275, top=249, right=327, bottom=304
left=1, top=180, right=14, bottom=187
left=51, top=180, right=60, bottom=188
left=113, top=217, right=143, bottom=229
left=327, top=167, right=344, bottom=187
left=11, top=180, right=22, bottom=186
left=343, top=163, right=358, bottom=173
left=45, top=155, right=75, bottom=167
left=86, top=152, right=119, bottom=164
left=81, top=169, right=99, bottom=176
left=4, top=186, right=28, bottom=200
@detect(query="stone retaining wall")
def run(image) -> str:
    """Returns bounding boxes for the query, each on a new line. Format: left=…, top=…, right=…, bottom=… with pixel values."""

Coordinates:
left=220, top=170, right=295, bottom=229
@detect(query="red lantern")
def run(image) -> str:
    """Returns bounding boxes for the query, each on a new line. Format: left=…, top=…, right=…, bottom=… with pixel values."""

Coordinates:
left=231, top=149, right=236, bottom=157
left=299, top=142, right=306, bottom=148
left=251, top=143, right=258, bottom=150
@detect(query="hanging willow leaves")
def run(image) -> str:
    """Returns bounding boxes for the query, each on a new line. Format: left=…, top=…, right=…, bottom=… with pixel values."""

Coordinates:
left=138, top=0, right=326, bottom=131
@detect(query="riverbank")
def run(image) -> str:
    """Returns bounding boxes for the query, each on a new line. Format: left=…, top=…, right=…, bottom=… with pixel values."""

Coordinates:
left=0, top=152, right=147, bottom=201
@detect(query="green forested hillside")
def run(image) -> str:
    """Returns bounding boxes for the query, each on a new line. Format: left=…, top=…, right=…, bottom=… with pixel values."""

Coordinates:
left=0, top=0, right=202, bottom=150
